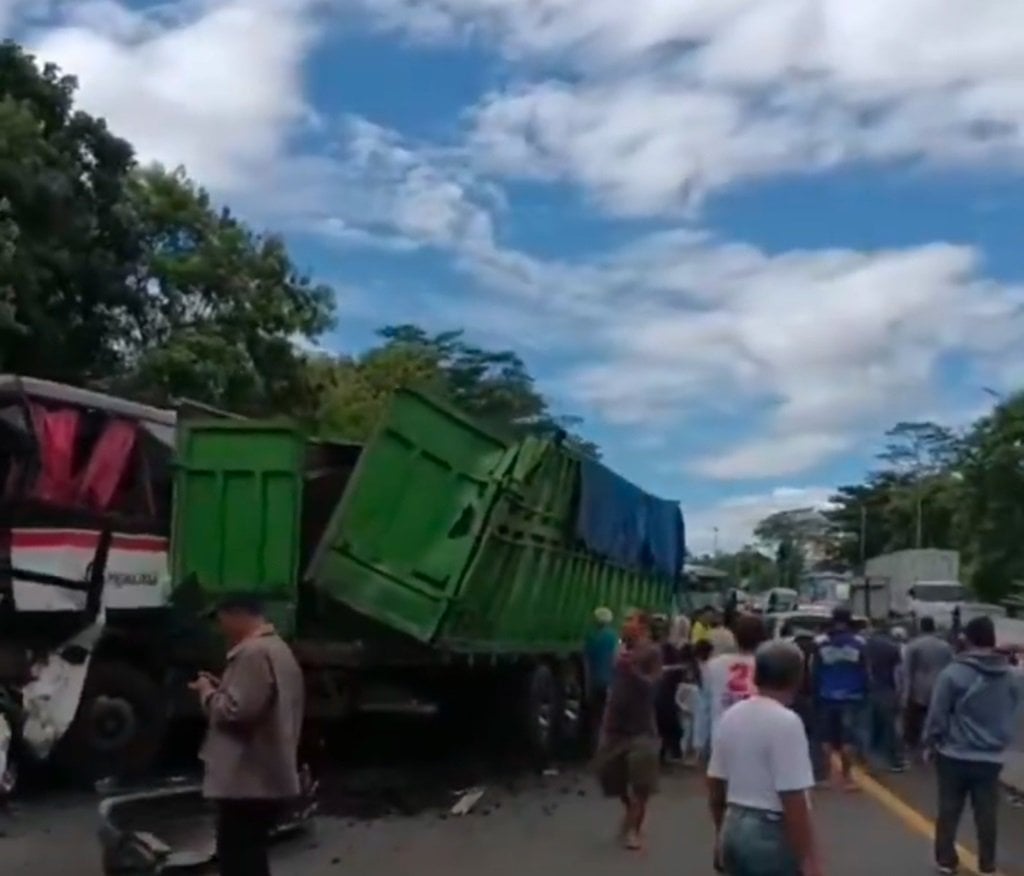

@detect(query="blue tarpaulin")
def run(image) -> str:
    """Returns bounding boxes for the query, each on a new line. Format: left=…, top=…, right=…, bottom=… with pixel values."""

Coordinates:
left=575, top=458, right=685, bottom=580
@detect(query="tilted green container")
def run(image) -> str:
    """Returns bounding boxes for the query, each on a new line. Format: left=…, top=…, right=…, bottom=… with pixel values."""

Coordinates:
left=172, top=390, right=678, bottom=654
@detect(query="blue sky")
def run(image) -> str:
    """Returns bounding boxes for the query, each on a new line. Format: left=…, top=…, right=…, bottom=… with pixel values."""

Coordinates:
left=6, top=0, right=1024, bottom=553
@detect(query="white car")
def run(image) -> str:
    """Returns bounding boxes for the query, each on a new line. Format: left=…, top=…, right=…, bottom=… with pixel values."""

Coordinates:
left=763, top=608, right=869, bottom=641
left=908, top=581, right=1005, bottom=631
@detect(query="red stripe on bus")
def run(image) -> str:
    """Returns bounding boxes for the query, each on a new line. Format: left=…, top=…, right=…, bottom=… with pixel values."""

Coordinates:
left=10, top=530, right=167, bottom=552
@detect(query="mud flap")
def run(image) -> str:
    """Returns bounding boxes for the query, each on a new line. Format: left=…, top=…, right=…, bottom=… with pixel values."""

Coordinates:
left=98, top=771, right=318, bottom=875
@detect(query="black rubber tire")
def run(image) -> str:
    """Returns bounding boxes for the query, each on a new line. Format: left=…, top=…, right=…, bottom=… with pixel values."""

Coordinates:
left=522, top=663, right=558, bottom=763
left=554, top=659, right=586, bottom=759
left=58, top=661, right=167, bottom=783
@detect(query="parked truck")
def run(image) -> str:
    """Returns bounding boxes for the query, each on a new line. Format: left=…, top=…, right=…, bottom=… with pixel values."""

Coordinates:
left=857, top=548, right=1004, bottom=629
left=2, top=383, right=684, bottom=783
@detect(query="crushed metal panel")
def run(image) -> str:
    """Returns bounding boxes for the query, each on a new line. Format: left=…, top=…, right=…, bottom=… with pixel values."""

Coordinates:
left=20, top=607, right=107, bottom=759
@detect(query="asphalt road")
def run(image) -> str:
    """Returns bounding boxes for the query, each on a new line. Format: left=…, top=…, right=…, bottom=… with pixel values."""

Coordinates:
left=5, top=764, right=1022, bottom=876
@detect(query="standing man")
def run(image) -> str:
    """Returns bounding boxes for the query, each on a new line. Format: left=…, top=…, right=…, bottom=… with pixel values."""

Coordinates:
left=814, top=607, right=867, bottom=791
left=593, top=610, right=662, bottom=851
left=925, top=616, right=1020, bottom=876
left=695, top=614, right=765, bottom=761
left=653, top=615, right=684, bottom=763
left=707, top=641, right=824, bottom=876
left=864, top=623, right=906, bottom=772
left=584, top=606, right=619, bottom=752
left=787, top=625, right=828, bottom=784
left=903, top=616, right=953, bottom=754
left=190, top=596, right=305, bottom=876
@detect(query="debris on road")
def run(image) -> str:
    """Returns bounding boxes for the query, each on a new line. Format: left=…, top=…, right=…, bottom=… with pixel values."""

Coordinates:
left=450, top=787, right=485, bottom=816
left=97, top=773, right=317, bottom=875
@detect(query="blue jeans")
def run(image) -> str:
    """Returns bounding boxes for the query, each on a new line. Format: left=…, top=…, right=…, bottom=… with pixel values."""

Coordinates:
left=721, top=805, right=800, bottom=876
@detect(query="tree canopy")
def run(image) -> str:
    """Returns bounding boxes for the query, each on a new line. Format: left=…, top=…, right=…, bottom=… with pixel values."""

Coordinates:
left=753, top=403, right=1024, bottom=603
left=0, top=41, right=598, bottom=451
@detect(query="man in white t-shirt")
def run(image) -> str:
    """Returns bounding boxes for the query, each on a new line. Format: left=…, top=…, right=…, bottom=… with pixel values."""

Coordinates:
left=706, top=641, right=824, bottom=876
left=695, top=614, right=765, bottom=759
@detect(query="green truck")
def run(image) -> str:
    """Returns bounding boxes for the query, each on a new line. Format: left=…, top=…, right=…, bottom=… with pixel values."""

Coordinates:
left=7, top=388, right=684, bottom=780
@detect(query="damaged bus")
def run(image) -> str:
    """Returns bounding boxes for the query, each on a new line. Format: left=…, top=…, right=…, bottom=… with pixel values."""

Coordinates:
left=0, top=376, right=183, bottom=785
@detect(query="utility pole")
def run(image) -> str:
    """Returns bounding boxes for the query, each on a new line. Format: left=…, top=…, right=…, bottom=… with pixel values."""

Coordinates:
left=915, top=489, right=924, bottom=549
left=713, top=526, right=719, bottom=556
left=859, top=504, right=867, bottom=571
left=860, top=503, right=871, bottom=618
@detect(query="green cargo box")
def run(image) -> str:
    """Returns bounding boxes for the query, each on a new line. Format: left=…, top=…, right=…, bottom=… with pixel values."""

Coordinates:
left=172, top=390, right=676, bottom=654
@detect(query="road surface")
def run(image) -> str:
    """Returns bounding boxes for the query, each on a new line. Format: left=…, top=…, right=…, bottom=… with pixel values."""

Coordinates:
left=4, top=764, right=1023, bottom=876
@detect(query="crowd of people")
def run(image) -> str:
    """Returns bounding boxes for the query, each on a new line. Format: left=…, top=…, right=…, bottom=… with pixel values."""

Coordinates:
left=179, top=592, right=1021, bottom=876
left=585, top=603, right=1022, bottom=875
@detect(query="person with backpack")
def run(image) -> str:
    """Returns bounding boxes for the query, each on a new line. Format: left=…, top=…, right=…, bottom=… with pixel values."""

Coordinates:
left=924, top=616, right=1021, bottom=876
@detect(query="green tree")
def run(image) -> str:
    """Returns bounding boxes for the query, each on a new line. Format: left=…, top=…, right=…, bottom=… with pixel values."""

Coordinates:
left=876, top=421, right=962, bottom=550
left=0, top=41, right=143, bottom=380
left=955, top=392, right=1024, bottom=601
left=107, top=167, right=335, bottom=415
left=306, top=343, right=446, bottom=441
left=754, top=508, right=829, bottom=589
left=348, top=325, right=600, bottom=454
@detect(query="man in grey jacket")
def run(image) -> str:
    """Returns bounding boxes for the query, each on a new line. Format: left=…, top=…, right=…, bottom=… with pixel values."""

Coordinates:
left=190, top=595, right=305, bottom=876
left=903, top=616, right=953, bottom=752
left=924, top=616, right=1020, bottom=875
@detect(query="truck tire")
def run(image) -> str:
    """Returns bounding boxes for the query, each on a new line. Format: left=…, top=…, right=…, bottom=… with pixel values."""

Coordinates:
left=58, top=661, right=167, bottom=782
left=554, top=660, right=585, bottom=758
left=522, top=663, right=558, bottom=762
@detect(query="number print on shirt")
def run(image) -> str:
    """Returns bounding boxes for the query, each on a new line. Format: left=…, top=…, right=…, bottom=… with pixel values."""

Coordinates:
left=722, top=661, right=756, bottom=708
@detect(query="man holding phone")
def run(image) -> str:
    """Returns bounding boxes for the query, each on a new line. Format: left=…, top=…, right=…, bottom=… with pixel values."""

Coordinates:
left=190, top=595, right=305, bottom=876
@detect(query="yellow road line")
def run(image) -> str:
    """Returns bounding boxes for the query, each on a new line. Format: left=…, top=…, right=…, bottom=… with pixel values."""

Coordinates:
left=848, top=764, right=1005, bottom=876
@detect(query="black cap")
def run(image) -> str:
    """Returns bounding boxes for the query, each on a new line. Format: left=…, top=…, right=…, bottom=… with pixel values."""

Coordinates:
left=832, top=605, right=853, bottom=625
left=203, top=593, right=265, bottom=618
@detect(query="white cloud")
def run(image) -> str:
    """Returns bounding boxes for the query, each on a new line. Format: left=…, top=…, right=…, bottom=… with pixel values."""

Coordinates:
left=685, top=485, right=835, bottom=556
left=9, top=0, right=1024, bottom=484
left=18, top=0, right=319, bottom=192
left=556, top=236, right=1024, bottom=457
left=694, top=434, right=852, bottom=481
left=352, top=0, right=1024, bottom=212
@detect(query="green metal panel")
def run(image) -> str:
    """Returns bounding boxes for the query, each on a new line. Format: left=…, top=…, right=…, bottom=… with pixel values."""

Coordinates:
left=438, top=439, right=674, bottom=652
left=307, top=390, right=513, bottom=644
left=172, top=420, right=305, bottom=615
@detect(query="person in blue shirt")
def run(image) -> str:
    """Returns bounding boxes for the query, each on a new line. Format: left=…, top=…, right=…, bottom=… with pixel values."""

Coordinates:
left=584, top=606, right=619, bottom=752
left=813, top=606, right=867, bottom=791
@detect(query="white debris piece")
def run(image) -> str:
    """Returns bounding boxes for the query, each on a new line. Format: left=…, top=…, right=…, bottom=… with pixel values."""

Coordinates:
left=449, top=787, right=485, bottom=816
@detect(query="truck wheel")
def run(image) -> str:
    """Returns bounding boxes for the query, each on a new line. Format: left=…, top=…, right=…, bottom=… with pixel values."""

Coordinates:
left=555, top=660, right=585, bottom=758
left=523, top=663, right=558, bottom=762
left=59, top=661, right=167, bottom=782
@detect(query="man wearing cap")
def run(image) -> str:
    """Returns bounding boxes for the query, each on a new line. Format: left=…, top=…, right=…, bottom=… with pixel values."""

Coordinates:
left=584, top=607, right=619, bottom=752
left=189, top=596, right=305, bottom=876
